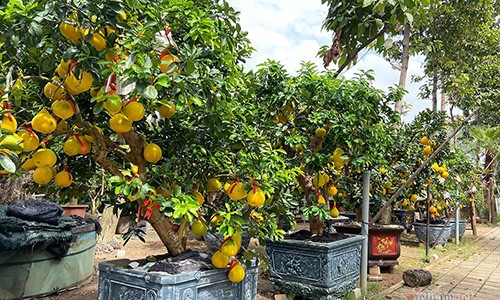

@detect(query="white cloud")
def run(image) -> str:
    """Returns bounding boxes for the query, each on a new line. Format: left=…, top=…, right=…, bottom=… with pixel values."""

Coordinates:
left=227, top=0, right=432, bottom=121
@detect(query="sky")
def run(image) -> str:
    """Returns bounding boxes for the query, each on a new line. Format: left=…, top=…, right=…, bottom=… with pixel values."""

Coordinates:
left=227, top=0, right=432, bottom=121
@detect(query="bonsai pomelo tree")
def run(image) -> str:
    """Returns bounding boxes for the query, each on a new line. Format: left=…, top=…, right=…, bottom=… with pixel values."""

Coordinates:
left=0, top=0, right=299, bottom=280
left=254, top=61, right=401, bottom=233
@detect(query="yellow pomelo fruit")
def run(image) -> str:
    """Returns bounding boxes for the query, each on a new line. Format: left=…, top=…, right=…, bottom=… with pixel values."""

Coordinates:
left=206, top=178, right=222, bottom=192
left=210, top=215, right=223, bottom=227
left=44, top=80, right=65, bottom=100
left=109, top=113, right=132, bottom=133
left=441, top=171, right=449, bottom=179
left=64, top=71, right=93, bottom=95
left=100, top=27, right=116, bottom=37
left=90, top=86, right=101, bottom=98
left=228, top=262, right=245, bottom=283
left=247, top=187, right=265, bottom=207
left=313, top=172, right=327, bottom=188
left=429, top=206, right=437, bottom=213
left=1, top=114, right=17, bottom=133
left=123, top=101, right=145, bottom=121
left=18, top=130, right=39, bottom=152
left=55, top=170, right=73, bottom=187
left=330, top=206, right=339, bottom=218
left=56, top=59, right=71, bottom=78
left=327, top=185, right=338, bottom=196
left=59, top=22, right=80, bottom=40
left=158, top=102, right=176, bottom=118
left=32, top=109, right=57, bottom=134
left=56, top=120, right=69, bottom=134
left=191, top=220, right=207, bottom=236
left=230, top=231, right=242, bottom=248
left=159, top=54, right=180, bottom=73
left=315, top=127, right=326, bottom=137
left=32, top=148, right=57, bottom=167
left=223, top=181, right=232, bottom=193
left=103, top=95, right=123, bottom=115
left=317, top=194, right=326, bottom=204
left=227, top=181, right=246, bottom=201
left=20, top=158, right=36, bottom=171
left=423, top=145, right=432, bottom=156
left=193, top=191, right=204, bottom=205
left=411, top=194, right=418, bottom=202
left=32, top=166, right=54, bottom=185
left=89, top=33, right=107, bottom=51
left=143, top=143, right=162, bottom=163
left=420, top=136, right=429, bottom=145
left=212, top=250, right=229, bottom=269
left=51, top=99, right=75, bottom=120
left=220, top=239, right=239, bottom=257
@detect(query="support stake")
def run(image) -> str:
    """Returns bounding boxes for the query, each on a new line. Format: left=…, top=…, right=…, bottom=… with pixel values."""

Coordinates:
left=361, top=170, right=370, bottom=294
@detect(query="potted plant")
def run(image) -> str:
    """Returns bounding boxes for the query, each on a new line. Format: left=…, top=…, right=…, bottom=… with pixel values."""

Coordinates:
left=0, top=1, right=299, bottom=299
left=254, top=62, right=400, bottom=298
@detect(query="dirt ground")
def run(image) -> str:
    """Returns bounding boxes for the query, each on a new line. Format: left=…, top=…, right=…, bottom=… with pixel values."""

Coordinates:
left=35, top=222, right=493, bottom=300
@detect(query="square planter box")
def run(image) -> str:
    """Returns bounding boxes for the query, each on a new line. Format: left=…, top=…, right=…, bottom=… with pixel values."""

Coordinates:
left=333, top=224, right=404, bottom=267
left=98, top=258, right=258, bottom=300
left=266, top=235, right=364, bottom=300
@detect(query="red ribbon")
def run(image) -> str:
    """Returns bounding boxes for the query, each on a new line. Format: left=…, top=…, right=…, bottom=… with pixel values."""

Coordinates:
left=23, top=124, right=36, bottom=137
left=159, top=51, right=170, bottom=60
left=64, top=98, right=77, bottom=113
left=3, top=103, right=13, bottom=121
left=72, top=134, right=88, bottom=154
left=142, top=199, right=159, bottom=220
left=252, top=181, right=257, bottom=193
left=229, top=179, right=239, bottom=194
left=124, top=97, right=137, bottom=108
left=228, top=259, right=239, bottom=274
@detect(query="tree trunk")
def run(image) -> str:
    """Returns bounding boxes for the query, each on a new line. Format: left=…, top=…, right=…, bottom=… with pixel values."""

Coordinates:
left=99, top=204, right=120, bottom=241
left=440, top=92, right=446, bottom=111
left=310, top=217, right=323, bottom=235
left=432, top=54, right=438, bottom=112
left=146, top=205, right=185, bottom=256
left=485, top=149, right=496, bottom=224
left=470, top=194, right=478, bottom=238
left=395, top=22, right=411, bottom=114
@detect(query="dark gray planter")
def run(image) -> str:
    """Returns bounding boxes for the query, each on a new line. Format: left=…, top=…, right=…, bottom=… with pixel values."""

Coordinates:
left=413, top=222, right=451, bottom=246
left=392, top=209, right=415, bottom=233
left=266, top=235, right=364, bottom=300
left=448, top=219, right=467, bottom=240
left=98, top=258, right=258, bottom=300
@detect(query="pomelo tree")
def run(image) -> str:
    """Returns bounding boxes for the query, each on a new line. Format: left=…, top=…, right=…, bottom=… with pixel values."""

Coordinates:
left=255, top=61, right=401, bottom=232
left=0, top=0, right=300, bottom=279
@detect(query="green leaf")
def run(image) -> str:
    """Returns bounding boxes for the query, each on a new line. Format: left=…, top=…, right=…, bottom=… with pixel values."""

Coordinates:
left=143, top=85, right=158, bottom=100
left=0, top=155, right=16, bottom=173
left=363, top=0, right=375, bottom=7
left=0, top=143, right=23, bottom=152
left=156, top=74, right=170, bottom=87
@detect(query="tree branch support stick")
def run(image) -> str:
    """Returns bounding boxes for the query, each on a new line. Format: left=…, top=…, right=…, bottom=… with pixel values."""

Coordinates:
left=425, top=185, right=430, bottom=261
left=455, top=204, right=460, bottom=245
left=361, top=170, right=370, bottom=294
left=370, top=107, right=479, bottom=225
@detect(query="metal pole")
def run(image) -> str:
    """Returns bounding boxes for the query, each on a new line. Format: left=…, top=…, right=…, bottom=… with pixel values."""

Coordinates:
left=455, top=205, right=460, bottom=245
left=361, top=170, right=370, bottom=294
left=426, top=185, right=430, bottom=259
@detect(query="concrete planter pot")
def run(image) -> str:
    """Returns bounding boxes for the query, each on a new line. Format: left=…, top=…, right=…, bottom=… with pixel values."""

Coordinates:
left=448, top=218, right=467, bottom=240
left=413, top=222, right=451, bottom=246
left=333, top=224, right=404, bottom=267
left=392, top=209, right=415, bottom=233
left=0, top=224, right=96, bottom=299
left=98, top=258, right=258, bottom=300
left=265, top=235, right=364, bottom=300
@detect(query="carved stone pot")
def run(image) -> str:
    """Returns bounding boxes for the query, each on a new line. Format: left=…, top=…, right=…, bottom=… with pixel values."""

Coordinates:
left=265, top=235, right=364, bottom=300
left=333, top=224, right=404, bottom=267
left=98, top=259, right=258, bottom=300
left=413, top=222, right=451, bottom=246
left=448, top=218, right=467, bottom=240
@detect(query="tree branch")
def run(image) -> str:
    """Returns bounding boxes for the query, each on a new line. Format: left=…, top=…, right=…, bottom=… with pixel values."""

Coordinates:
left=102, top=135, right=130, bottom=162
left=121, top=130, right=146, bottom=179
left=334, top=22, right=390, bottom=77
left=93, top=150, right=125, bottom=180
